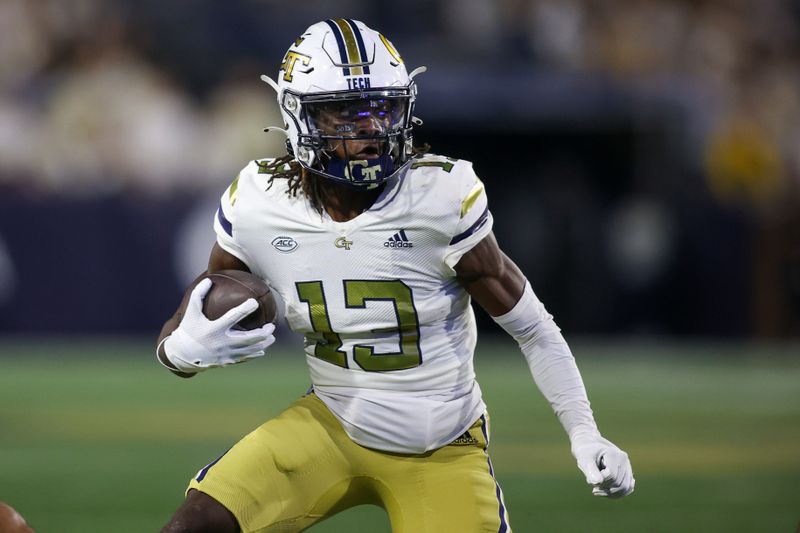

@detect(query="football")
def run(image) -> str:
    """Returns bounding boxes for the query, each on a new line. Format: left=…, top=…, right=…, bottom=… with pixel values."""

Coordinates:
left=201, top=270, right=277, bottom=330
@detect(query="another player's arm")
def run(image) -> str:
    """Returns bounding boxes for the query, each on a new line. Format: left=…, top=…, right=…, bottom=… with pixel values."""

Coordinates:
left=455, top=233, right=635, bottom=499
left=155, top=244, right=251, bottom=378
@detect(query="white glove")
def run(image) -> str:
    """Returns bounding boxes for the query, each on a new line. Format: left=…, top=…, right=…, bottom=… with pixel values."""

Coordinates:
left=571, top=434, right=635, bottom=498
left=161, top=278, right=276, bottom=373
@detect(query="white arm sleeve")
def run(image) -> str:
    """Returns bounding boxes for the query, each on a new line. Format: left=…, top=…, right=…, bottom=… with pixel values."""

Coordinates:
left=492, top=281, right=600, bottom=441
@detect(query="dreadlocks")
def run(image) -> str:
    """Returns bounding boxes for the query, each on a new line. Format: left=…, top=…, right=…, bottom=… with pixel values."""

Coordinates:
left=258, top=144, right=430, bottom=215
left=257, top=155, right=331, bottom=215
left=257, top=155, right=302, bottom=196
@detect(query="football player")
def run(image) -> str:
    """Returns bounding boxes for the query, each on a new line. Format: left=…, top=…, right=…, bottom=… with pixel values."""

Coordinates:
left=158, top=19, right=634, bottom=533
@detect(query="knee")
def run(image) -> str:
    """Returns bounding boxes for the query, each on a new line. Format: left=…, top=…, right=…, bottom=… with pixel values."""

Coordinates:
left=161, top=490, right=239, bottom=533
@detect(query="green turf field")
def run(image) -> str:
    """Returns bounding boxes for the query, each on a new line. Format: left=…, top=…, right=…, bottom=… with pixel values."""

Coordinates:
left=0, top=337, right=798, bottom=532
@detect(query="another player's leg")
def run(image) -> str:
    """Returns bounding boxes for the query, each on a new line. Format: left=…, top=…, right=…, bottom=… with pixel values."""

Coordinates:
left=161, top=490, right=239, bottom=533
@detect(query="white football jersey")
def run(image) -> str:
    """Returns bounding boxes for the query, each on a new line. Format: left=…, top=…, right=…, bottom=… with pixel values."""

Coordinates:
left=214, top=155, right=494, bottom=453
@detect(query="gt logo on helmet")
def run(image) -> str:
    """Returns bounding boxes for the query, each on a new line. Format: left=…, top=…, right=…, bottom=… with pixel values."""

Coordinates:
left=280, top=51, right=312, bottom=82
left=379, top=33, right=403, bottom=65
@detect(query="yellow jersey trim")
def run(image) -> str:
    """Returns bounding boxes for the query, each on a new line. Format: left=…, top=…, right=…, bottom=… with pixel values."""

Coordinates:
left=460, top=180, right=484, bottom=218
left=229, top=174, right=240, bottom=206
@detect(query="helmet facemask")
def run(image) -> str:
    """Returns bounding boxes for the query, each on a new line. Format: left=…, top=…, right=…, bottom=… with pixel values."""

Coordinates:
left=261, top=19, right=427, bottom=189
left=283, top=88, right=415, bottom=189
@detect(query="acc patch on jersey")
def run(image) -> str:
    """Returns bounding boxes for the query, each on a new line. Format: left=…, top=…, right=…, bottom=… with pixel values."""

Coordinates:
left=272, top=236, right=299, bottom=253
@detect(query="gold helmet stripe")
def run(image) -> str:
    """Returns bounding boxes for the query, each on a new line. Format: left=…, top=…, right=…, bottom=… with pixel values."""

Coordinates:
left=333, top=18, right=364, bottom=75
left=345, top=19, right=371, bottom=74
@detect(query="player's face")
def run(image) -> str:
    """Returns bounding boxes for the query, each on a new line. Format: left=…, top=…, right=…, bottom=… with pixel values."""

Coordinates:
left=306, top=98, right=406, bottom=160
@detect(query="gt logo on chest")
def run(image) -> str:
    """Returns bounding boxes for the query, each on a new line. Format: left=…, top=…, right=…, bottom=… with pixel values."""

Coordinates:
left=334, top=236, right=353, bottom=250
left=346, top=77, right=371, bottom=90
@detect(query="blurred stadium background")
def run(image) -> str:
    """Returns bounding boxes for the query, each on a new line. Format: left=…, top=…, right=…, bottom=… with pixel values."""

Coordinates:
left=0, top=1, right=798, bottom=531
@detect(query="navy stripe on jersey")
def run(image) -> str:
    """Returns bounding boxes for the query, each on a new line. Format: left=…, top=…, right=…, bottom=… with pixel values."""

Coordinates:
left=346, top=19, right=370, bottom=74
left=324, top=19, right=351, bottom=76
left=217, top=205, right=233, bottom=236
left=449, top=207, right=489, bottom=245
left=195, top=449, right=230, bottom=482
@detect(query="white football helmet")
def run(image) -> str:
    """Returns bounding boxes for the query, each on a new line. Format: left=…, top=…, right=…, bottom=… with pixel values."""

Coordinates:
left=261, top=19, right=426, bottom=188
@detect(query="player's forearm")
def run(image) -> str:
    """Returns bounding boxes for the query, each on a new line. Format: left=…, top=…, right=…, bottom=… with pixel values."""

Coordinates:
left=492, top=281, right=599, bottom=440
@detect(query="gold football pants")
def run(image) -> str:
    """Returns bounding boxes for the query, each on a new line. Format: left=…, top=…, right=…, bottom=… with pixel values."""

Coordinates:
left=187, top=393, right=511, bottom=532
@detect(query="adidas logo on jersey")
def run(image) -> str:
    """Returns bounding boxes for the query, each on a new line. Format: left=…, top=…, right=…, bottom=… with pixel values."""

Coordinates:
left=385, top=229, right=413, bottom=248
left=450, top=431, right=479, bottom=446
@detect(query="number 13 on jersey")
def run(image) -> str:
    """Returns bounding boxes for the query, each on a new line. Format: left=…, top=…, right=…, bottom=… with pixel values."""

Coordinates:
left=295, top=280, right=422, bottom=371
